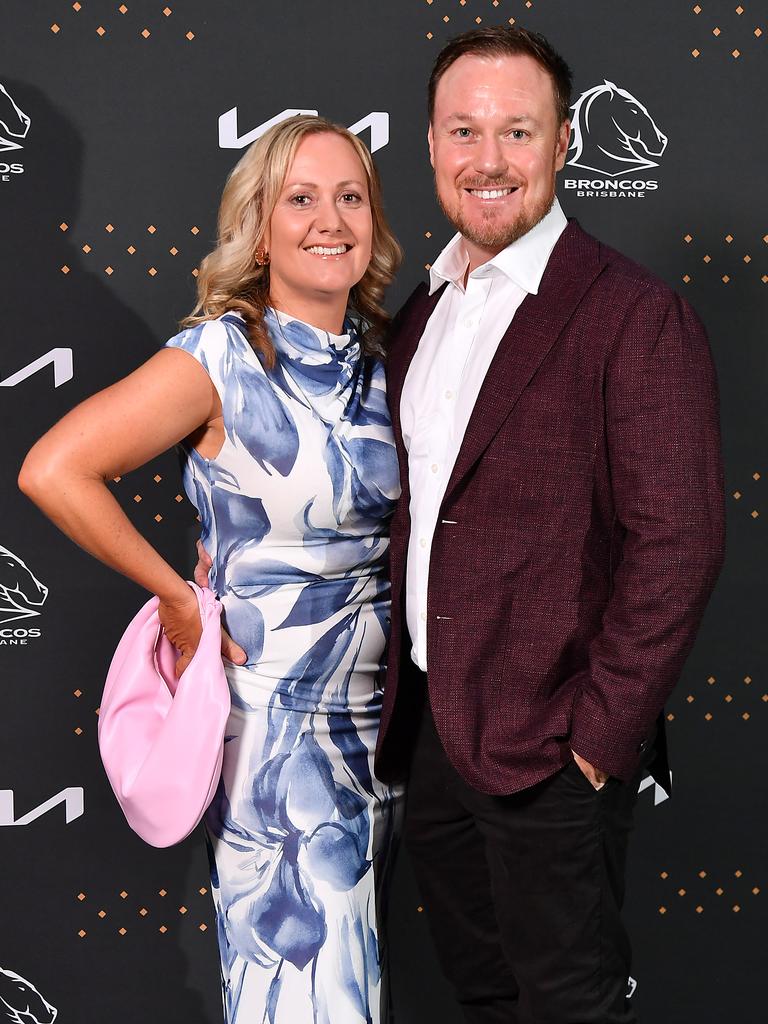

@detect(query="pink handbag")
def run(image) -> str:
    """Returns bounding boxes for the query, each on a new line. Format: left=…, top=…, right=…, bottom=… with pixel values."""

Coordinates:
left=98, top=582, right=231, bottom=848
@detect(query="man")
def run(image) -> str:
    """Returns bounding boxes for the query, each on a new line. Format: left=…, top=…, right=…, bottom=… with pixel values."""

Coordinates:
left=374, top=26, right=724, bottom=1024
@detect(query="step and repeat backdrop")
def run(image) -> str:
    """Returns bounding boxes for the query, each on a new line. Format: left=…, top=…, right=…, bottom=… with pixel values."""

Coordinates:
left=1, top=2, right=765, bottom=1022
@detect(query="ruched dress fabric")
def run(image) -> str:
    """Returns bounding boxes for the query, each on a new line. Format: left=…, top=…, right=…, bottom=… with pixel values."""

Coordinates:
left=165, top=309, right=403, bottom=1024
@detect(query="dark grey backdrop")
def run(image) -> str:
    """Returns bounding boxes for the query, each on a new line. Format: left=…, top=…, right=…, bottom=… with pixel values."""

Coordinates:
left=1, top=2, right=765, bottom=1022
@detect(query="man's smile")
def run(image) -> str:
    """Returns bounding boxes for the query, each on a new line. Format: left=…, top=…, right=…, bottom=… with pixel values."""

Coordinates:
left=461, top=183, right=522, bottom=206
left=464, top=186, right=518, bottom=199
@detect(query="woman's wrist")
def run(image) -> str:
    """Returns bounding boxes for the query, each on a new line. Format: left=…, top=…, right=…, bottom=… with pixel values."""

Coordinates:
left=156, top=576, right=195, bottom=608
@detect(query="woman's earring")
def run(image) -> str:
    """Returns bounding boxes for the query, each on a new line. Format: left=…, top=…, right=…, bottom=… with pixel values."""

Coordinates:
left=254, top=247, right=270, bottom=267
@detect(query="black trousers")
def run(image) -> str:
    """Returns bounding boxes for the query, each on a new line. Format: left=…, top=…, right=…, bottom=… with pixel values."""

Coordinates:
left=404, top=683, right=644, bottom=1024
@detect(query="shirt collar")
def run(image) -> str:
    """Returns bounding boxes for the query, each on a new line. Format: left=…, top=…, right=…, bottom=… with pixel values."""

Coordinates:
left=428, top=197, right=568, bottom=296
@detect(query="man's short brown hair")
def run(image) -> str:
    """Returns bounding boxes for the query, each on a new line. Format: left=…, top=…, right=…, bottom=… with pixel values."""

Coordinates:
left=428, top=26, right=573, bottom=126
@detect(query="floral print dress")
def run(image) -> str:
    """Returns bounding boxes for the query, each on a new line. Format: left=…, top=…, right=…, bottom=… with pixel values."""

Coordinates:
left=165, top=309, right=403, bottom=1024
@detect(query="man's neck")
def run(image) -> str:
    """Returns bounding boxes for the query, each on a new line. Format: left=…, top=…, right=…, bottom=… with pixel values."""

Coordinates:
left=464, top=241, right=504, bottom=279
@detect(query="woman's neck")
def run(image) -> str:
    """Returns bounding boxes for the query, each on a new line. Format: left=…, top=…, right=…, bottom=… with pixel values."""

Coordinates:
left=268, top=288, right=349, bottom=335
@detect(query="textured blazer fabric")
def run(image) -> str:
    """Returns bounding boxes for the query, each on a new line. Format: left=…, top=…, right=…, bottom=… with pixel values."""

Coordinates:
left=376, top=221, right=726, bottom=794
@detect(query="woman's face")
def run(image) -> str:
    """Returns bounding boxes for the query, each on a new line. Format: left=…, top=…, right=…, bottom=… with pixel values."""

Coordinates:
left=265, top=133, right=373, bottom=311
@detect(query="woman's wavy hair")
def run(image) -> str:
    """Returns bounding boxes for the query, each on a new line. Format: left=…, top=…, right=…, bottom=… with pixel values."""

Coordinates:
left=182, top=115, right=402, bottom=364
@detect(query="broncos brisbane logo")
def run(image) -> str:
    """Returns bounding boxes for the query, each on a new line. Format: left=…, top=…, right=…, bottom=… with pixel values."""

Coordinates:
left=568, top=80, right=667, bottom=177
left=0, top=967, right=57, bottom=1024
left=0, top=84, right=30, bottom=153
left=0, top=546, right=48, bottom=626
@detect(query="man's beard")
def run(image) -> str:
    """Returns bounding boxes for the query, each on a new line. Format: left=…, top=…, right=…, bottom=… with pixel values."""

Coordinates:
left=437, top=179, right=556, bottom=251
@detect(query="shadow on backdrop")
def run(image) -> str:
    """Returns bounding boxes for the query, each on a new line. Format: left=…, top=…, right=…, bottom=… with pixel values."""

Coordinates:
left=1, top=80, right=220, bottom=1024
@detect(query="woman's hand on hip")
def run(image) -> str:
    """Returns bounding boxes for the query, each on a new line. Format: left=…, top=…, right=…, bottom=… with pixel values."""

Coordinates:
left=158, top=589, right=203, bottom=677
left=194, top=539, right=213, bottom=589
left=193, top=539, right=247, bottom=666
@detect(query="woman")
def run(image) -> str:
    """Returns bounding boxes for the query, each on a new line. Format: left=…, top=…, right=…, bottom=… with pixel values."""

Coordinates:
left=19, top=115, right=404, bottom=1023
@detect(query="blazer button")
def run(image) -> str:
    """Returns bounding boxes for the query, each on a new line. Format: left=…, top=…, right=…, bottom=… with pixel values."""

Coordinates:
left=638, top=739, right=649, bottom=754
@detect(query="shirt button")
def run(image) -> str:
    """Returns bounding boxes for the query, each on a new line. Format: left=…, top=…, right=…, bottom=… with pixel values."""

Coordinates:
left=463, top=318, right=474, bottom=329
left=431, top=463, right=438, bottom=474
left=419, top=538, right=427, bottom=548
left=420, top=611, right=427, bottom=622
left=444, top=389, right=454, bottom=400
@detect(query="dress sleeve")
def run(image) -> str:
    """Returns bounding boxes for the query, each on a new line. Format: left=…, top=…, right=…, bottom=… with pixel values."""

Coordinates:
left=163, top=318, right=236, bottom=402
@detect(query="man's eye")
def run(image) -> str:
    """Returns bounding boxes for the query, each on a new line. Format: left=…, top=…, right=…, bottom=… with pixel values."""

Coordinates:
left=454, top=128, right=473, bottom=139
left=510, top=130, right=528, bottom=141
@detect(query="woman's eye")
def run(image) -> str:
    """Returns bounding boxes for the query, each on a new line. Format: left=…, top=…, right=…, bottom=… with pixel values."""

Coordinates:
left=290, top=194, right=312, bottom=206
left=341, top=192, right=362, bottom=203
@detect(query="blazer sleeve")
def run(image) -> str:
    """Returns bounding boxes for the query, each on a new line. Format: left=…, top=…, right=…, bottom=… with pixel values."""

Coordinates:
left=568, top=282, right=726, bottom=780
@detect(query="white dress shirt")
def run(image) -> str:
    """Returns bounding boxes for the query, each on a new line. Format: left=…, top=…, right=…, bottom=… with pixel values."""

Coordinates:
left=401, top=199, right=568, bottom=671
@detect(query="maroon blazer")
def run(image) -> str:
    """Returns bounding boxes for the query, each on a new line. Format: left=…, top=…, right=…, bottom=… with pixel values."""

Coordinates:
left=375, top=221, right=725, bottom=794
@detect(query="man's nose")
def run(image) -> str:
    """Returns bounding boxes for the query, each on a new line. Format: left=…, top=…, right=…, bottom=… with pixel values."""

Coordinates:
left=474, top=136, right=507, bottom=178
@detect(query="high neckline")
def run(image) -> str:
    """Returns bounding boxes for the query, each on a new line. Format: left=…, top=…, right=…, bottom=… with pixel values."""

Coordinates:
left=267, top=307, right=354, bottom=354
left=262, top=307, right=362, bottom=393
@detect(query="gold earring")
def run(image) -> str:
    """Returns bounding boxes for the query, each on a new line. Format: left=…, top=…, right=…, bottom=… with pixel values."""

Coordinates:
left=254, top=247, right=270, bottom=267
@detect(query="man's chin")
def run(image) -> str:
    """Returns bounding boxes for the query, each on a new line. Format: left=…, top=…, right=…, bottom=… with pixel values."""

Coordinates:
left=440, top=194, right=556, bottom=252
left=457, top=216, right=536, bottom=251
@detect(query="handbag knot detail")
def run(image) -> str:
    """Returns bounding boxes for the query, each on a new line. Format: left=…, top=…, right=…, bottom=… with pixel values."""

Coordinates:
left=98, top=582, right=231, bottom=848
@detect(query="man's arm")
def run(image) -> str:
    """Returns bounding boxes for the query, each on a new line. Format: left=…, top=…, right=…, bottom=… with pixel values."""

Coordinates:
left=569, top=282, right=726, bottom=781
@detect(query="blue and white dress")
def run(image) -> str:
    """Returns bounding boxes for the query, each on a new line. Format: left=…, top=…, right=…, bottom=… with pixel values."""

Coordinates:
left=165, top=308, right=403, bottom=1024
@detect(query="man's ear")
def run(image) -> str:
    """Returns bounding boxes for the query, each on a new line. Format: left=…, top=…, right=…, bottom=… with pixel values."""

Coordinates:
left=555, top=119, right=571, bottom=171
left=427, top=123, right=435, bottom=169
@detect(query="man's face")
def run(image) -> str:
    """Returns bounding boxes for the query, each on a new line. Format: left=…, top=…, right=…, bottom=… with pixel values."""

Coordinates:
left=429, top=53, right=570, bottom=268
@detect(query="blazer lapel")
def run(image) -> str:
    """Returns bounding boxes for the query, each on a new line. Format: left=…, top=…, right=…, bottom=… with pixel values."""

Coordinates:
left=443, top=222, right=607, bottom=504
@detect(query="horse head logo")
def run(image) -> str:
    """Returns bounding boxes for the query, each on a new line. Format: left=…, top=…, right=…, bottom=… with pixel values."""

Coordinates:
left=0, top=967, right=57, bottom=1024
left=0, top=84, right=31, bottom=153
left=0, top=546, right=48, bottom=626
left=568, top=81, right=667, bottom=176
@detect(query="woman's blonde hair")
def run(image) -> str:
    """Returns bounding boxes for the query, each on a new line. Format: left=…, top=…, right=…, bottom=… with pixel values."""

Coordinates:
left=182, top=115, right=402, bottom=364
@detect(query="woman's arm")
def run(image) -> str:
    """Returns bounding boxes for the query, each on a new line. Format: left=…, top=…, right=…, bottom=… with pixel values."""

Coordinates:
left=18, top=347, right=222, bottom=672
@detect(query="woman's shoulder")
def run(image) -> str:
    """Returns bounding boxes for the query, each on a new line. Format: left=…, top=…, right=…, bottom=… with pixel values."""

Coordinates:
left=164, top=313, right=253, bottom=368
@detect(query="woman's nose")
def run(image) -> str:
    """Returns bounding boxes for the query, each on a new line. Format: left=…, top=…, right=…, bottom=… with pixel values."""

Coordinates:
left=314, top=197, right=345, bottom=234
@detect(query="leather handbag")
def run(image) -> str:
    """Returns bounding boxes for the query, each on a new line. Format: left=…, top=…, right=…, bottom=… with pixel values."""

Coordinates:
left=98, top=582, right=231, bottom=848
